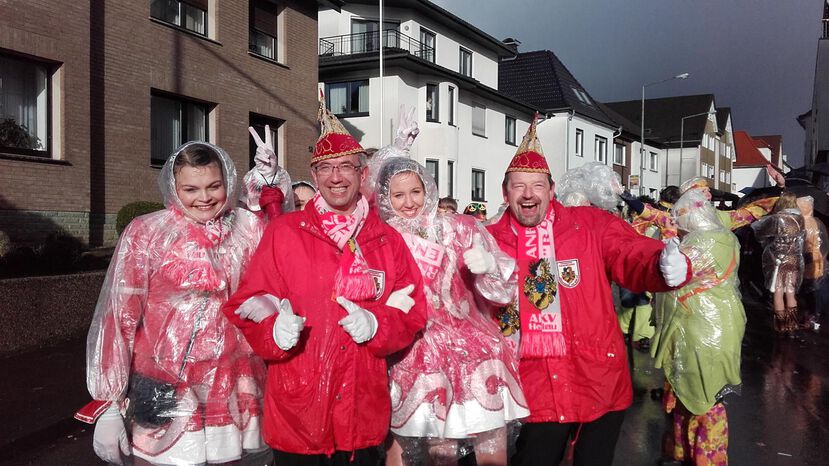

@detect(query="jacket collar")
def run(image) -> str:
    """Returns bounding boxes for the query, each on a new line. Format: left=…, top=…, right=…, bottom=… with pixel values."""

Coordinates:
left=299, top=199, right=386, bottom=247
left=491, top=199, right=571, bottom=251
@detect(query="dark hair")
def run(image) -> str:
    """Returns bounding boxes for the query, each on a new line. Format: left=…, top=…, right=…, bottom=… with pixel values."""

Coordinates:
left=173, top=143, right=223, bottom=175
left=659, top=186, right=680, bottom=204
left=438, top=197, right=458, bottom=211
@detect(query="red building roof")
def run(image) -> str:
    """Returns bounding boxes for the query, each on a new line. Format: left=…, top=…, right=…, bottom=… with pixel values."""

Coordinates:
left=734, top=131, right=770, bottom=167
left=754, top=135, right=782, bottom=167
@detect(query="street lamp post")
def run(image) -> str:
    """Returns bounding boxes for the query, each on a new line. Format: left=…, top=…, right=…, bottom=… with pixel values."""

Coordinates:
left=640, top=73, right=689, bottom=195
left=679, top=110, right=717, bottom=186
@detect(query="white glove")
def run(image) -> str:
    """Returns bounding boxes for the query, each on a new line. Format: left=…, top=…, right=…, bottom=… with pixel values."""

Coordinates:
left=659, top=237, right=689, bottom=287
left=272, top=299, right=305, bottom=351
left=248, top=125, right=278, bottom=179
left=393, top=105, right=419, bottom=150
left=235, top=294, right=280, bottom=323
left=463, top=234, right=498, bottom=275
left=386, top=284, right=416, bottom=314
left=336, top=297, right=379, bottom=343
left=93, top=403, right=130, bottom=465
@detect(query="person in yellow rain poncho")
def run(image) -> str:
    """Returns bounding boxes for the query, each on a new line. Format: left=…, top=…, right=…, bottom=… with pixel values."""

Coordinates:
left=651, top=189, right=745, bottom=466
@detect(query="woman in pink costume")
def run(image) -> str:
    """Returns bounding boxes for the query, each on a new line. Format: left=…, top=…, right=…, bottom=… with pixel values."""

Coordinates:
left=375, top=157, right=528, bottom=466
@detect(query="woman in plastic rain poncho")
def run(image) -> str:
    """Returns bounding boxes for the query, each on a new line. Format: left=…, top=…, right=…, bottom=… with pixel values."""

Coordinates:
left=650, top=189, right=745, bottom=466
left=80, top=142, right=283, bottom=466
left=374, top=156, right=529, bottom=466
left=752, top=191, right=806, bottom=334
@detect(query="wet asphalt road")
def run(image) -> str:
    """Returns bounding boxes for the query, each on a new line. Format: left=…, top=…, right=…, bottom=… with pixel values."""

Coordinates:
left=1, top=292, right=827, bottom=465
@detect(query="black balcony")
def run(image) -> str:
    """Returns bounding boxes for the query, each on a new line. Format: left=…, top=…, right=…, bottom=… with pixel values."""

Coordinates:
left=319, top=30, right=435, bottom=62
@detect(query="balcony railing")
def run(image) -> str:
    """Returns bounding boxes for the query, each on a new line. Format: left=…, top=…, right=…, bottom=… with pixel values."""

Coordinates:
left=319, top=30, right=435, bottom=62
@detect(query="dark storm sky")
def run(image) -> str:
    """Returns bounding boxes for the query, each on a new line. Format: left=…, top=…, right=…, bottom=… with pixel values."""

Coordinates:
left=432, top=0, right=825, bottom=167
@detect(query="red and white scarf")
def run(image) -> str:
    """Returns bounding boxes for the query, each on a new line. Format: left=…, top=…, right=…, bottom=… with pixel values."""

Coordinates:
left=313, top=193, right=376, bottom=301
left=512, top=206, right=566, bottom=358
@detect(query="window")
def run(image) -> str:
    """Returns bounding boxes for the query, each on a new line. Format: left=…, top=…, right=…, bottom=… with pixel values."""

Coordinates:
left=613, top=143, right=624, bottom=165
left=325, top=80, right=369, bottom=117
left=151, top=92, right=209, bottom=166
left=649, top=151, right=658, bottom=171
left=447, top=160, right=455, bottom=197
left=0, top=53, right=50, bottom=157
left=472, top=169, right=486, bottom=202
left=595, top=136, right=607, bottom=163
left=571, top=88, right=592, bottom=106
left=249, top=0, right=279, bottom=60
left=472, top=103, right=486, bottom=137
left=505, top=116, right=516, bottom=145
left=459, top=47, right=472, bottom=77
left=426, top=84, right=439, bottom=122
left=248, top=113, right=282, bottom=169
left=151, top=0, right=207, bottom=36
left=575, top=129, right=584, bottom=157
left=719, top=169, right=725, bottom=182
left=351, top=19, right=398, bottom=53
left=420, top=28, right=435, bottom=62
left=448, top=86, right=455, bottom=126
left=426, top=159, right=439, bottom=187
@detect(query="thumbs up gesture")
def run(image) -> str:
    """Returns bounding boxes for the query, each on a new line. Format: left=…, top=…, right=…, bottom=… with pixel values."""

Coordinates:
left=273, top=298, right=305, bottom=351
left=463, top=234, right=498, bottom=275
left=386, top=284, right=416, bottom=314
left=336, top=297, right=378, bottom=344
left=249, top=125, right=278, bottom=180
left=659, top=237, right=689, bottom=287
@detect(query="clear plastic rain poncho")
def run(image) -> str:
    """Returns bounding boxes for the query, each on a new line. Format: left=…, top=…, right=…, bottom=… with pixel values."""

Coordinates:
left=751, top=206, right=805, bottom=294
left=556, top=161, right=623, bottom=210
left=651, top=189, right=746, bottom=415
left=86, top=142, right=267, bottom=465
left=797, top=196, right=828, bottom=286
left=375, top=157, right=528, bottom=464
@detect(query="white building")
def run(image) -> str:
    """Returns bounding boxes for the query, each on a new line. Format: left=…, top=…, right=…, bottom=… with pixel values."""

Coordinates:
left=318, top=0, right=536, bottom=211
left=802, top=2, right=829, bottom=167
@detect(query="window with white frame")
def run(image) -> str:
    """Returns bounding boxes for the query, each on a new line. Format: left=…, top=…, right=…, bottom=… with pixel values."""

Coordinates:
left=575, top=129, right=584, bottom=157
left=426, top=84, right=439, bottom=122
left=505, top=116, right=516, bottom=145
left=151, top=92, right=209, bottom=166
left=325, top=80, right=369, bottom=117
left=471, top=104, right=486, bottom=137
left=471, top=168, right=486, bottom=201
left=719, top=169, right=725, bottom=182
left=613, top=143, right=624, bottom=165
left=649, top=151, right=658, bottom=170
left=459, top=47, right=472, bottom=77
left=151, top=0, right=207, bottom=36
left=447, top=160, right=455, bottom=197
left=426, top=159, right=439, bottom=187
left=448, top=86, right=455, bottom=126
left=419, top=28, right=435, bottom=62
left=350, top=19, right=399, bottom=53
left=0, top=53, right=51, bottom=157
left=595, top=136, right=607, bottom=163
left=249, top=0, right=279, bottom=60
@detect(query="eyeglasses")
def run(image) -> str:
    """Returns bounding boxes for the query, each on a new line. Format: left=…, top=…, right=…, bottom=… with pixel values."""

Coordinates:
left=313, top=163, right=362, bottom=177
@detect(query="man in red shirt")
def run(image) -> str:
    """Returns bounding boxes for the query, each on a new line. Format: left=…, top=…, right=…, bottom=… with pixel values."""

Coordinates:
left=223, top=102, right=427, bottom=466
left=487, top=117, right=690, bottom=466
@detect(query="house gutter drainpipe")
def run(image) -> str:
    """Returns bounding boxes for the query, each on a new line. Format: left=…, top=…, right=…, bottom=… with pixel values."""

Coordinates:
left=564, top=109, right=574, bottom=173
left=379, top=0, right=384, bottom=147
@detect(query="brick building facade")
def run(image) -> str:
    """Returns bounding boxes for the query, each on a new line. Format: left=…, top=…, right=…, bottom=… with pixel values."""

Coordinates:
left=0, top=0, right=319, bottom=247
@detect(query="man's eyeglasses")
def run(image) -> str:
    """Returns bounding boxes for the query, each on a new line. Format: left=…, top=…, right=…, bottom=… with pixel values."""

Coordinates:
left=313, top=163, right=362, bottom=177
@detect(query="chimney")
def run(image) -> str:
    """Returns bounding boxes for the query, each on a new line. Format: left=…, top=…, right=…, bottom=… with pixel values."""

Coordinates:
left=502, top=37, right=521, bottom=54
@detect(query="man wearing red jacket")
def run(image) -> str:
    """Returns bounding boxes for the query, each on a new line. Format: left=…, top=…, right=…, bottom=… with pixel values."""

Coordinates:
left=487, top=118, right=690, bottom=466
left=223, top=101, right=427, bottom=466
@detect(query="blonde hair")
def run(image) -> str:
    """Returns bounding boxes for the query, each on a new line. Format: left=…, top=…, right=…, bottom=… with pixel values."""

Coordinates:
left=773, top=191, right=798, bottom=213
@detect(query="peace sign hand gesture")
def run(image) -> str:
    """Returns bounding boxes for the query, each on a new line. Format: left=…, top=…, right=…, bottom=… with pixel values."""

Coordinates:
left=249, top=125, right=278, bottom=180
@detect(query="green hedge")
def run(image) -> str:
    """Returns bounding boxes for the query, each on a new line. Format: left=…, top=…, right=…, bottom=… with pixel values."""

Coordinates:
left=116, top=201, right=165, bottom=235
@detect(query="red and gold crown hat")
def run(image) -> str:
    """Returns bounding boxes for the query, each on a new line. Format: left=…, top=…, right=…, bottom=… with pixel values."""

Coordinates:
left=312, top=93, right=365, bottom=165
left=506, top=112, right=550, bottom=175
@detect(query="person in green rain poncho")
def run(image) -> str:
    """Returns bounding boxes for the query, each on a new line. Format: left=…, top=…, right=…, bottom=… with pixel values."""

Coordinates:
left=651, top=189, right=745, bottom=466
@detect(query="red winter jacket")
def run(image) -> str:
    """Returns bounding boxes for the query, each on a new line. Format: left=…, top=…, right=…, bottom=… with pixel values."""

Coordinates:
left=223, top=203, right=427, bottom=455
left=487, top=200, right=673, bottom=424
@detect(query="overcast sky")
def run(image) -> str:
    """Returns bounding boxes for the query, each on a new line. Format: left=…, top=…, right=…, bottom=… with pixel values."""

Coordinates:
left=432, top=0, right=825, bottom=167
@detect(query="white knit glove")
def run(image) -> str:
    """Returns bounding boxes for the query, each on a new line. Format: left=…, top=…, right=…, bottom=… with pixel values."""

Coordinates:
left=659, top=237, right=689, bottom=287
left=272, top=299, right=305, bottom=351
left=386, top=284, right=415, bottom=314
left=93, top=404, right=130, bottom=465
left=336, top=297, right=379, bottom=343
left=249, top=125, right=278, bottom=179
left=463, top=234, right=498, bottom=275
left=235, top=294, right=280, bottom=323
